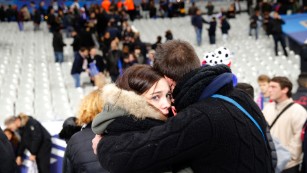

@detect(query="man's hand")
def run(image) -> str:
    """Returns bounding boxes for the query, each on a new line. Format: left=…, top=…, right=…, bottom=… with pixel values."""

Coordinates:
left=16, top=156, right=22, bottom=165
left=29, top=155, right=36, bottom=161
left=92, top=134, right=103, bottom=155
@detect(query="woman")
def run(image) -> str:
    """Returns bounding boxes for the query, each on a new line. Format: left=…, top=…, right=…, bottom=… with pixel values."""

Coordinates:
left=63, top=89, right=108, bottom=173
left=92, top=64, right=171, bottom=135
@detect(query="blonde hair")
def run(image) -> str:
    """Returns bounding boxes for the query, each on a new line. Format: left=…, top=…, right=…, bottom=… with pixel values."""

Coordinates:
left=77, top=89, right=104, bottom=126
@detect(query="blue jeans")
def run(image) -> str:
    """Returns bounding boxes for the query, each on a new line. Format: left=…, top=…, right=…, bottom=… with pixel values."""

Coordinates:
left=195, top=27, right=202, bottom=46
left=249, top=27, right=258, bottom=40
left=209, top=35, right=216, bottom=44
left=72, top=73, right=80, bottom=88
left=54, top=52, right=64, bottom=63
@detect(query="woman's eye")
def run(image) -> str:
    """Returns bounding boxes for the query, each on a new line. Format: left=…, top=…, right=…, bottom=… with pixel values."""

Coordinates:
left=151, top=95, right=160, bottom=101
left=166, top=93, right=172, bottom=99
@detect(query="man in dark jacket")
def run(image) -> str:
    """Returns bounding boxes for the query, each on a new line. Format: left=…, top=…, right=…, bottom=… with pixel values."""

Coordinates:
left=293, top=73, right=307, bottom=110
left=71, top=47, right=89, bottom=88
left=0, top=127, right=17, bottom=173
left=269, top=12, right=288, bottom=57
left=191, top=9, right=208, bottom=46
left=52, top=28, right=66, bottom=63
left=5, top=114, right=51, bottom=173
left=92, top=40, right=274, bottom=173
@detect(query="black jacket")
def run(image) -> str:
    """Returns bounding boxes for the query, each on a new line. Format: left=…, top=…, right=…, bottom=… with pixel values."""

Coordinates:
left=53, top=31, right=66, bottom=52
left=64, top=123, right=108, bottom=173
left=269, top=18, right=285, bottom=35
left=0, top=127, right=17, bottom=173
left=71, top=52, right=85, bottom=75
left=293, top=87, right=307, bottom=110
left=97, top=65, right=274, bottom=173
left=17, top=116, right=51, bottom=156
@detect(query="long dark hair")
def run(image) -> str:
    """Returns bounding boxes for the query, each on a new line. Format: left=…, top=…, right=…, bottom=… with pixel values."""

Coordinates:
left=116, top=64, right=164, bottom=95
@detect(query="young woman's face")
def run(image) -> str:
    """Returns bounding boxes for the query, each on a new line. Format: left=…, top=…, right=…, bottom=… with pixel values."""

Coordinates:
left=142, top=78, right=172, bottom=116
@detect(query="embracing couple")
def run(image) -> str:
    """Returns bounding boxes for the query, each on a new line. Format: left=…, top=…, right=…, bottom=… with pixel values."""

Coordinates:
left=91, top=40, right=275, bottom=173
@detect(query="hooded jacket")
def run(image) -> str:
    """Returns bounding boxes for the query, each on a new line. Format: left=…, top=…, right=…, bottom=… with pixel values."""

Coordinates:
left=96, top=65, right=274, bottom=173
left=92, top=83, right=166, bottom=136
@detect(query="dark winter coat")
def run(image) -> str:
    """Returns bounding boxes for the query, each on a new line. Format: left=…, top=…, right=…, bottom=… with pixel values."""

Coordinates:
left=96, top=65, right=274, bottom=173
left=71, top=52, right=86, bottom=75
left=293, top=87, right=307, bottom=110
left=106, top=50, right=122, bottom=76
left=269, top=18, right=285, bottom=35
left=71, top=35, right=81, bottom=52
left=208, top=21, right=216, bottom=36
left=191, top=14, right=207, bottom=29
left=53, top=31, right=66, bottom=52
left=0, top=127, right=17, bottom=173
left=17, top=116, right=51, bottom=156
left=221, top=19, right=230, bottom=34
left=63, top=123, right=109, bottom=173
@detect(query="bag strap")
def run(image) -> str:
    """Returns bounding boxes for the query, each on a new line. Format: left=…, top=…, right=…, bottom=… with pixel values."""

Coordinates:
left=269, top=102, right=294, bottom=129
left=211, top=94, right=266, bottom=143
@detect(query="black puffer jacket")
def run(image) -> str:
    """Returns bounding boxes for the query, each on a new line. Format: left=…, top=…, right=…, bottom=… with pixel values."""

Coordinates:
left=97, top=65, right=274, bottom=173
left=0, top=127, right=17, bottom=173
left=64, top=123, right=109, bottom=173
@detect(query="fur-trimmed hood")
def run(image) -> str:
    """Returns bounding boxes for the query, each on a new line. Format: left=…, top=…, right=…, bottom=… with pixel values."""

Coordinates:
left=92, top=84, right=166, bottom=135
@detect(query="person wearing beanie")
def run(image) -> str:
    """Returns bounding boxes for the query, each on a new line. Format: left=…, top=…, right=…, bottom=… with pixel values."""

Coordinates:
left=58, top=117, right=81, bottom=143
left=92, top=40, right=274, bottom=173
left=201, top=47, right=238, bottom=86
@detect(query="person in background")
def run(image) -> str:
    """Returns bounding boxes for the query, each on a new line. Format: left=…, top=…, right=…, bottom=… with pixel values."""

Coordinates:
left=191, top=9, right=207, bottom=46
left=151, top=35, right=162, bottom=50
left=165, top=29, right=173, bottom=41
left=71, top=30, right=81, bottom=59
left=249, top=9, right=261, bottom=40
left=263, top=76, right=307, bottom=173
left=63, top=89, right=108, bottom=173
left=220, top=16, right=230, bottom=42
left=293, top=73, right=307, bottom=110
left=3, top=128, right=20, bottom=156
left=5, top=113, right=52, bottom=173
left=58, top=117, right=81, bottom=143
left=256, top=74, right=271, bottom=110
left=269, top=11, right=288, bottom=57
left=52, top=27, right=66, bottom=63
left=207, top=16, right=216, bottom=45
left=205, top=1, right=214, bottom=16
left=236, top=82, right=254, bottom=99
left=71, top=47, right=89, bottom=88
left=0, top=127, right=17, bottom=173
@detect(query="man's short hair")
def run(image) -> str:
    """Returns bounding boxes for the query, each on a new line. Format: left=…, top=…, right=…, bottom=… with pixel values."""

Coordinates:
left=153, top=40, right=200, bottom=82
left=271, top=76, right=292, bottom=98
left=236, top=82, right=254, bottom=99
left=4, top=116, right=17, bottom=126
left=257, top=74, right=270, bottom=83
left=297, top=73, right=307, bottom=88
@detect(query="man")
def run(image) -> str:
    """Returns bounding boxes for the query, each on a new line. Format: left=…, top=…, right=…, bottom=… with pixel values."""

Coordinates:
left=92, top=40, right=274, bottom=173
left=0, top=127, right=17, bottom=173
left=293, top=73, right=307, bottom=110
left=5, top=113, right=51, bottom=173
left=263, top=76, right=307, bottom=173
left=71, top=47, right=89, bottom=88
left=269, top=12, right=288, bottom=57
left=256, top=74, right=271, bottom=110
left=191, top=9, right=207, bottom=46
